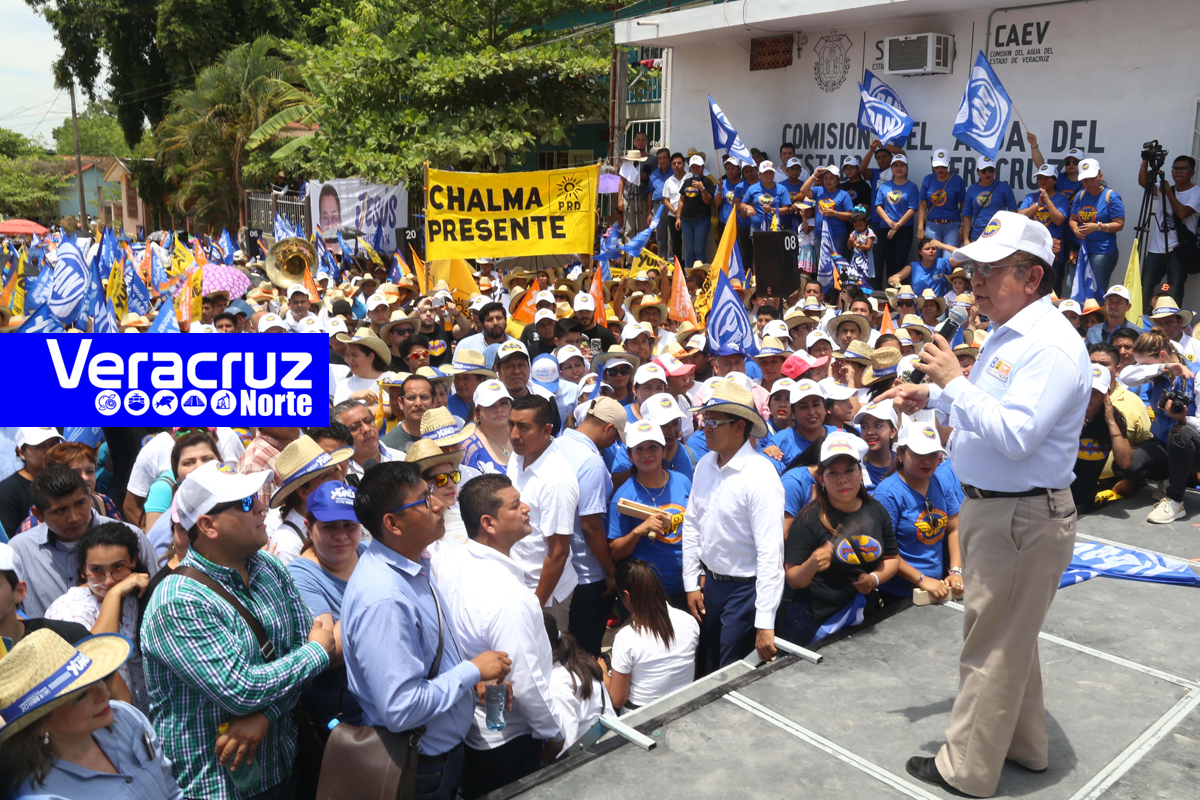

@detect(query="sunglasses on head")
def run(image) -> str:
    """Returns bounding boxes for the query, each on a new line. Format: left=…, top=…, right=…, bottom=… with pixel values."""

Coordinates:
left=425, top=471, right=461, bottom=488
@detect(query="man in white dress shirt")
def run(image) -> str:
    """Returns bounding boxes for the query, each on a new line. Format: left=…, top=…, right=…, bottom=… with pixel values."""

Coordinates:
left=882, top=211, right=1090, bottom=798
left=506, top=395, right=579, bottom=632
left=282, top=284, right=319, bottom=331
left=681, top=379, right=785, bottom=674
left=442, top=474, right=565, bottom=798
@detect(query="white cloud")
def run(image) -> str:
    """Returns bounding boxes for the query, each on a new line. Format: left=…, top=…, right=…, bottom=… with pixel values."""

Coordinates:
left=0, top=0, right=75, bottom=142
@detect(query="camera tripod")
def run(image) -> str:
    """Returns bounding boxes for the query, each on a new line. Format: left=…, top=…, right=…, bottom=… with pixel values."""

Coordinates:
left=1134, top=141, right=1171, bottom=290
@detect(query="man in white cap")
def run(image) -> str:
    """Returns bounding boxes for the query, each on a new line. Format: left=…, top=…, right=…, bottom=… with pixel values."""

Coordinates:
left=283, top=284, right=319, bottom=332
left=574, top=293, right=617, bottom=352
left=1085, top=285, right=1133, bottom=345
left=920, top=148, right=967, bottom=247
left=0, top=427, right=63, bottom=537
left=879, top=210, right=1090, bottom=797
left=962, top=156, right=1017, bottom=246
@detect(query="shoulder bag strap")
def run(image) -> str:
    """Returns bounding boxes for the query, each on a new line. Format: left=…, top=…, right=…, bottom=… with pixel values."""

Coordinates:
left=175, top=565, right=276, bottom=662
left=426, top=578, right=445, bottom=681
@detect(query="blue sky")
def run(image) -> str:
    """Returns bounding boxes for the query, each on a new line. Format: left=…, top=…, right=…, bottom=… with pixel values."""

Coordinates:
left=0, top=0, right=78, bottom=144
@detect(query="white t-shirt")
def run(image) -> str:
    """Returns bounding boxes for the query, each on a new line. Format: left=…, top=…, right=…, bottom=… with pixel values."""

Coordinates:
left=609, top=605, right=700, bottom=707
left=662, top=174, right=685, bottom=216
left=266, top=507, right=307, bottom=566
left=45, top=585, right=147, bottom=711
left=548, top=665, right=609, bottom=756
left=126, top=429, right=246, bottom=498
left=334, top=373, right=380, bottom=406
left=1148, top=184, right=1200, bottom=254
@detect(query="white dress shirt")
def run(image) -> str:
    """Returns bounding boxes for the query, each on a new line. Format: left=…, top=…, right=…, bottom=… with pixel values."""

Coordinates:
left=507, top=439, right=580, bottom=604
left=681, top=440, right=786, bottom=630
left=929, top=295, right=1090, bottom=492
left=1170, top=333, right=1200, bottom=366
left=438, top=539, right=565, bottom=748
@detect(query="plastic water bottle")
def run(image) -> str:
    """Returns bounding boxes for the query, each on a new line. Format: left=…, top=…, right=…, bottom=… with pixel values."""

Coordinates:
left=217, top=722, right=263, bottom=791
left=485, top=680, right=508, bottom=730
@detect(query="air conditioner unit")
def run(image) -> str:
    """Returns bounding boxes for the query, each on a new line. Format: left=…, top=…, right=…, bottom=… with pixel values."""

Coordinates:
left=884, top=33, right=954, bottom=75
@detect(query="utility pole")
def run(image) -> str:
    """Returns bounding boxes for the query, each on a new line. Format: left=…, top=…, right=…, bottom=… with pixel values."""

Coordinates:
left=68, top=79, right=87, bottom=231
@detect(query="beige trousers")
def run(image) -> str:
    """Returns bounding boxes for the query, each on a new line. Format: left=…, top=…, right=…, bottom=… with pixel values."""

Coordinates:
left=935, top=489, right=1076, bottom=797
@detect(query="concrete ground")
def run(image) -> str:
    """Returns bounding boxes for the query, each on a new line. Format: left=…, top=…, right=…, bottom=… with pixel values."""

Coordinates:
left=505, top=494, right=1200, bottom=799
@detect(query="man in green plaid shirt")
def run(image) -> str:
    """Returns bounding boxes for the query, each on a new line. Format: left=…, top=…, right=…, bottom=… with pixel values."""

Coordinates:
left=141, top=462, right=335, bottom=800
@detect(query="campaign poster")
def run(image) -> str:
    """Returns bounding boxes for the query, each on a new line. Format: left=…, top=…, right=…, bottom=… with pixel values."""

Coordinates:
left=307, top=178, right=408, bottom=254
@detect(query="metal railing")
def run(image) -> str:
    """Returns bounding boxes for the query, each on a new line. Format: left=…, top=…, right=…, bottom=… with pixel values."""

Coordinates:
left=245, top=191, right=312, bottom=239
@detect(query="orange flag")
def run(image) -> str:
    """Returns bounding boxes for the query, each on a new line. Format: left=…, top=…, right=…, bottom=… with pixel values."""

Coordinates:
left=512, top=280, right=539, bottom=324
left=177, top=272, right=194, bottom=330
left=668, top=257, right=697, bottom=324
left=879, top=302, right=895, bottom=335
left=138, top=245, right=156, bottom=295
left=588, top=268, right=607, bottom=327
left=303, top=264, right=321, bottom=303
left=192, top=240, right=210, bottom=266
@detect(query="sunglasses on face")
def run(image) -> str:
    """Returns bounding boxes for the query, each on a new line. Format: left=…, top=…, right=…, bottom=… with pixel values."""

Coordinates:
left=389, top=484, right=435, bottom=514
left=1063, top=159, right=1080, bottom=166
left=980, top=168, right=996, bottom=174
left=408, top=350, right=429, bottom=360
left=607, top=366, right=632, bottom=376
left=425, top=471, right=461, bottom=488
left=86, top=562, right=131, bottom=582
left=212, top=494, right=256, bottom=516
left=961, top=259, right=1020, bottom=279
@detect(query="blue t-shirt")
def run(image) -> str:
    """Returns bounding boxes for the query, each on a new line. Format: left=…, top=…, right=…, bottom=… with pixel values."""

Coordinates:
left=910, top=256, right=953, bottom=299
left=1071, top=187, right=1126, bottom=255
left=719, top=178, right=747, bottom=225
left=920, top=173, right=967, bottom=222
left=607, top=472, right=692, bottom=597
left=742, top=181, right=792, bottom=232
left=778, top=178, right=808, bottom=230
left=1019, top=191, right=1072, bottom=243
left=863, top=453, right=894, bottom=489
left=767, top=425, right=838, bottom=475
left=647, top=167, right=672, bottom=202
left=608, top=438, right=699, bottom=482
left=1056, top=175, right=1084, bottom=205
left=873, top=471, right=961, bottom=597
left=964, top=181, right=1018, bottom=239
left=874, top=180, right=920, bottom=228
left=461, top=433, right=508, bottom=475
left=782, top=465, right=816, bottom=518
left=812, top=185, right=854, bottom=241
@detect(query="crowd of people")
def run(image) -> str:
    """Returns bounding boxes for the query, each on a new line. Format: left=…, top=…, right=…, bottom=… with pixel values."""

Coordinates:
left=0, top=134, right=1195, bottom=800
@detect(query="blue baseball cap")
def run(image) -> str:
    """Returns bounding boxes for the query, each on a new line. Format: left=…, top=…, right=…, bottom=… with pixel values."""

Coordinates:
left=306, top=481, right=359, bottom=523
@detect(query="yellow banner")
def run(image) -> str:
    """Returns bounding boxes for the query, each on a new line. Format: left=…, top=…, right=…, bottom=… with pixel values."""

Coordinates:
left=425, top=164, right=598, bottom=260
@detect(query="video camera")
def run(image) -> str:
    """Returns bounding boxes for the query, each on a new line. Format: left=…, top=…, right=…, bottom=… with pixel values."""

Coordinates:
left=1142, top=140, right=1168, bottom=173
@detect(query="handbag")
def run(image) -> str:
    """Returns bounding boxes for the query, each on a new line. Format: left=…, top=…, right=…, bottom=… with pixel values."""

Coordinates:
left=313, top=584, right=446, bottom=800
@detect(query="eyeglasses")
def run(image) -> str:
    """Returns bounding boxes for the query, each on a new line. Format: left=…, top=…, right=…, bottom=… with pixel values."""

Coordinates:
left=389, top=484, right=434, bottom=514
left=86, top=562, right=131, bottom=582
left=607, top=366, right=632, bottom=376
left=1063, top=159, right=1080, bottom=166
left=425, top=471, right=461, bottom=488
left=700, top=418, right=738, bottom=430
left=961, top=259, right=1021, bottom=279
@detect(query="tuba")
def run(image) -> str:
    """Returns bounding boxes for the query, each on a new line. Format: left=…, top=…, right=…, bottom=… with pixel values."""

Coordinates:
left=265, top=237, right=318, bottom=289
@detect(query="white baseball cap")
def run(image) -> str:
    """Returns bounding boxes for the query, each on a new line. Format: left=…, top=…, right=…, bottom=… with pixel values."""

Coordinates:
left=890, top=154, right=908, bottom=165
left=622, top=322, right=653, bottom=342
left=327, top=317, right=349, bottom=336
left=977, top=156, right=996, bottom=169
left=367, top=293, right=391, bottom=312
left=496, top=340, right=530, bottom=363
left=258, top=313, right=287, bottom=333
left=762, top=319, right=790, bottom=340
left=948, top=210, right=1055, bottom=268
left=641, top=393, right=686, bottom=426
left=688, top=155, right=705, bottom=167
left=821, top=164, right=841, bottom=176
left=1077, top=158, right=1101, bottom=179
left=842, top=155, right=859, bottom=167
left=175, top=461, right=271, bottom=531
left=297, top=316, right=325, bottom=334
left=573, top=293, right=596, bottom=313
left=473, top=379, right=513, bottom=408
left=758, top=160, right=777, bottom=173
left=806, top=330, right=835, bottom=351
left=853, top=398, right=898, bottom=426
left=819, top=431, right=868, bottom=465
left=931, top=149, right=950, bottom=168
left=16, top=427, right=63, bottom=449
left=287, top=284, right=309, bottom=299
left=535, top=290, right=556, bottom=306
left=818, top=377, right=857, bottom=401
left=897, top=423, right=945, bottom=455
left=1033, top=164, right=1058, bottom=179
left=468, top=295, right=488, bottom=312
left=788, top=379, right=824, bottom=404
left=1090, top=363, right=1112, bottom=394
left=1104, top=285, right=1132, bottom=302
left=786, top=157, right=804, bottom=169
left=0, top=542, right=23, bottom=582
left=1058, top=299, right=1082, bottom=315
left=634, top=363, right=668, bottom=386
left=769, top=378, right=797, bottom=397
left=626, top=419, right=666, bottom=449
left=534, top=308, right=557, bottom=324
left=189, top=322, right=216, bottom=333
left=556, top=345, right=585, bottom=366
left=1065, top=148, right=1086, bottom=160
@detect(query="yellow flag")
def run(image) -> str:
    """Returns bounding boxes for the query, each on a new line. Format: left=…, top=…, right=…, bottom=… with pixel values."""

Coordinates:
left=696, top=212, right=738, bottom=326
left=410, top=246, right=432, bottom=295
left=107, top=252, right=128, bottom=319
left=1123, top=240, right=1144, bottom=329
left=0, top=248, right=25, bottom=316
left=431, top=259, right=481, bottom=316
left=360, top=240, right=385, bottom=268
left=189, top=266, right=204, bottom=322
left=171, top=237, right=193, bottom=277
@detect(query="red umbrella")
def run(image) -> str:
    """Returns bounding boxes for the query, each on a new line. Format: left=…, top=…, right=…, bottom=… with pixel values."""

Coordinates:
left=0, top=219, right=50, bottom=236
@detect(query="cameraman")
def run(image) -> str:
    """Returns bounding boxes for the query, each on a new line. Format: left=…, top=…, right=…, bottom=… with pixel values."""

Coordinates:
left=1139, top=154, right=1200, bottom=306
left=1114, top=330, right=1200, bottom=524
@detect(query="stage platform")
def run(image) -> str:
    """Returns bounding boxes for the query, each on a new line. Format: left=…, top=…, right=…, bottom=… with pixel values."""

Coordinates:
left=498, top=495, right=1200, bottom=799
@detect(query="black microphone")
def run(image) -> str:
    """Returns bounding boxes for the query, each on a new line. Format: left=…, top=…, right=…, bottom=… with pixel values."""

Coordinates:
left=911, top=305, right=969, bottom=385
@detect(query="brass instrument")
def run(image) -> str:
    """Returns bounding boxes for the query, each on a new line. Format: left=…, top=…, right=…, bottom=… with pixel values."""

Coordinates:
left=265, top=237, right=318, bottom=289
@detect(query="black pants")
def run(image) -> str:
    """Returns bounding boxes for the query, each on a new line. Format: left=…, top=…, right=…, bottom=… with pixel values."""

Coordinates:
left=737, top=224, right=754, bottom=270
left=462, top=735, right=543, bottom=799
left=568, top=579, right=611, bottom=658
left=1120, top=431, right=1200, bottom=502
left=1142, top=250, right=1189, bottom=306
left=876, top=224, right=914, bottom=283
left=667, top=216, right=682, bottom=263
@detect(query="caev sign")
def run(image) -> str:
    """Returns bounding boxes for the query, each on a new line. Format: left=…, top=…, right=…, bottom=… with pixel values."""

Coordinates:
left=8, top=334, right=327, bottom=425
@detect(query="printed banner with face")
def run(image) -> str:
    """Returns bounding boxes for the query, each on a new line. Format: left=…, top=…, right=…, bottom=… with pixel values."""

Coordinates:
left=308, top=178, right=408, bottom=254
left=424, top=164, right=598, bottom=260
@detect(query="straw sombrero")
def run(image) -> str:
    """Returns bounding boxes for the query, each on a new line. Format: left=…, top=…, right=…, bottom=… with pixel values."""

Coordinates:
left=594, top=346, right=643, bottom=372
left=380, top=310, right=418, bottom=340
left=833, top=339, right=874, bottom=366
left=1148, top=297, right=1192, bottom=326
left=689, top=378, right=768, bottom=439
left=419, top=407, right=476, bottom=447
left=415, top=366, right=453, bottom=386
left=862, top=346, right=902, bottom=385
left=784, top=307, right=820, bottom=328
left=828, top=312, right=871, bottom=343
left=269, top=436, right=354, bottom=509
left=507, top=287, right=530, bottom=315
left=441, top=349, right=496, bottom=378
left=336, top=328, right=391, bottom=364
left=674, top=321, right=703, bottom=351
left=405, top=438, right=465, bottom=474
left=502, top=268, right=535, bottom=291
left=0, top=630, right=133, bottom=742
left=899, top=315, right=933, bottom=344
left=890, top=285, right=918, bottom=309
left=119, top=312, right=152, bottom=329
left=919, top=289, right=947, bottom=317
left=632, top=294, right=668, bottom=321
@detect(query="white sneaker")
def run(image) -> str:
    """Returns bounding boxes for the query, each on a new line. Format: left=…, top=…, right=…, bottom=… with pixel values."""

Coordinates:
left=1147, top=498, right=1185, bottom=524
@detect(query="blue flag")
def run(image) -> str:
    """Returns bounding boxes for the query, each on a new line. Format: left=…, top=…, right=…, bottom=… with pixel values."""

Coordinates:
left=125, top=257, right=151, bottom=316
left=16, top=303, right=66, bottom=333
left=388, top=250, right=408, bottom=284
left=63, top=427, right=104, bottom=447
left=218, top=229, right=236, bottom=265
left=150, top=245, right=170, bottom=292
left=94, top=297, right=118, bottom=333
left=1070, top=245, right=1099, bottom=305
left=336, top=230, right=354, bottom=265
left=621, top=204, right=664, bottom=259
left=728, top=240, right=747, bottom=283
left=812, top=594, right=867, bottom=643
left=372, top=224, right=385, bottom=255
left=816, top=227, right=836, bottom=294
left=85, top=248, right=107, bottom=329
left=709, top=95, right=754, bottom=167
left=952, top=52, right=1014, bottom=160
left=147, top=296, right=181, bottom=333
left=274, top=212, right=293, bottom=242
left=1060, top=541, right=1200, bottom=588
left=49, top=240, right=90, bottom=325
left=858, top=82, right=914, bottom=146
left=98, top=227, right=118, bottom=282
left=708, top=267, right=759, bottom=357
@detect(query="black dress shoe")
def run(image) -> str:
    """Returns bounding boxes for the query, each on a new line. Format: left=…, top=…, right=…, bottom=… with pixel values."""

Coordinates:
left=906, top=756, right=955, bottom=790
left=1005, top=757, right=1048, bottom=774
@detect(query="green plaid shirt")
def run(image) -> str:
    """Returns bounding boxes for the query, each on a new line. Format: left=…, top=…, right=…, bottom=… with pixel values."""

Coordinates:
left=140, top=549, right=329, bottom=800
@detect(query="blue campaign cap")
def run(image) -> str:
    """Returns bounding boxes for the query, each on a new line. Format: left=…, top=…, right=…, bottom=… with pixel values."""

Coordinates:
left=306, top=481, right=359, bottom=523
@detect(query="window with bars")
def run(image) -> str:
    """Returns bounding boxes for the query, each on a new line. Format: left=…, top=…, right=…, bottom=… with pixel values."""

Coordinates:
left=750, top=34, right=794, bottom=72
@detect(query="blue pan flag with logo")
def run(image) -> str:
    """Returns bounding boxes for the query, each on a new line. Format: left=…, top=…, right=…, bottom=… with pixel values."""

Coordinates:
left=147, top=295, right=181, bottom=333
left=816, top=227, right=837, bottom=293
left=1059, top=541, right=1200, bottom=588
left=336, top=230, right=355, bottom=266
left=708, top=95, right=754, bottom=167
left=812, top=593, right=867, bottom=643
left=708, top=267, right=758, bottom=357
left=387, top=250, right=406, bottom=285
left=93, top=298, right=119, bottom=333
left=728, top=240, right=746, bottom=283
left=861, top=69, right=907, bottom=114
left=952, top=52, right=1013, bottom=161
left=594, top=224, right=621, bottom=278
left=98, top=227, right=119, bottom=282
left=621, top=204, right=664, bottom=260
left=1070, top=244, right=1099, bottom=305
left=371, top=223, right=385, bottom=256
left=16, top=304, right=65, bottom=333
left=49, top=239, right=90, bottom=325
left=125, top=257, right=151, bottom=316
left=857, top=82, right=913, bottom=146
left=63, top=427, right=104, bottom=447
left=218, top=229, right=236, bottom=265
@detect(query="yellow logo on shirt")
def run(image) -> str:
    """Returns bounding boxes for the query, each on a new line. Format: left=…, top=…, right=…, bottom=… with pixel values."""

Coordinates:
left=930, top=190, right=947, bottom=207
left=976, top=191, right=993, bottom=207
left=1035, top=207, right=1051, bottom=224
left=655, top=503, right=687, bottom=545
left=915, top=507, right=948, bottom=545
left=1078, top=206, right=1098, bottom=223
left=1078, top=438, right=1106, bottom=461
left=887, top=191, right=903, bottom=204
left=819, top=198, right=836, bottom=214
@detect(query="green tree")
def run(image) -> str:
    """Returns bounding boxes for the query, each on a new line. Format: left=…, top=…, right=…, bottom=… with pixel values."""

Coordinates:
left=155, top=36, right=310, bottom=228
left=0, top=159, right=66, bottom=219
left=52, top=100, right=133, bottom=157
left=0, top=128, right=46, bottom=159
left=252, top=0, right=610, bottom=186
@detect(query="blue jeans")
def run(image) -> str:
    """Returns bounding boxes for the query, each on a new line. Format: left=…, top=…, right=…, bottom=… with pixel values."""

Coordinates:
left=923, top=220, right=960, bottom=247
left=415, top=743, right=465, bottom=800
left=681, top=217, right=712, bottom=270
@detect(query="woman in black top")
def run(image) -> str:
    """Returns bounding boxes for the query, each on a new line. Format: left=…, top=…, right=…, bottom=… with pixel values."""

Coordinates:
left=677, top=156, right=716, bottom=273
left=784, top=434, right=899, bottom=645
